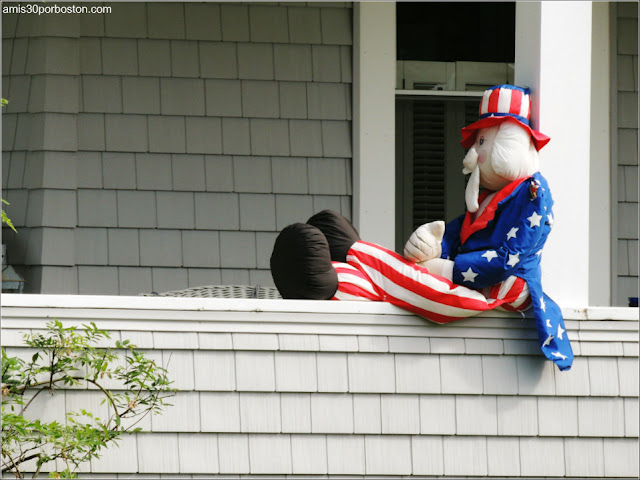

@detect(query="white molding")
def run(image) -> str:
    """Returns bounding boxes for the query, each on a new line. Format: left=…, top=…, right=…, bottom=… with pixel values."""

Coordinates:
left=352, top=1, right=397, bottom=247
left=1, top=295, right=637, bottom=349
left=1, top=294, right=637, bottom=321
left=589, top=2, right=612, bottom=306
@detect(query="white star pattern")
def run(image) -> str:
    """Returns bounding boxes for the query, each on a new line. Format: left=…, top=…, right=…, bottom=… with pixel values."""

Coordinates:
left=482, top=250, right=498, bottom=262
left=461, top=267, right=478, bottom=283
left=546, top=319, right=552, bottom=328
left=547, top=213, right=554, bottom=226
left=506, top=227, right=519, bottom=240
left=552, top=351, right=567, bottom=361
left=557, top=324, right=565, bottom=340
left=541, top=297, right=547, bottom=312
left=507, top=253, right=520, bottom=267
left=527, top=211, right=542, bottom=228
left=542, top=334, right=554, bottom=347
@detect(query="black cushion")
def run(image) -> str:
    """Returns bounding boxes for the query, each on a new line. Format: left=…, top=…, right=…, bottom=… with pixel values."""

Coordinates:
left=307, top=210, right=360, bottom=263
left=270, top=223, right=338, bottom=300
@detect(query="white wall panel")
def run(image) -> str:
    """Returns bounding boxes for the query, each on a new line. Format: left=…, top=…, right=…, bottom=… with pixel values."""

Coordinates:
left=194, top=351, right=236, bottom=391
left=565, top=438, right=605, bottom=478
left=311, top=393, right=353, bottom=433
left=218, top=434, right=250, bottom=474
left=326, top=435, right=365, bottom=475
left=353, top=394, right=381, bottom=434
left=364, top=436, right=412, bottom=475
left=290, top=435, right=328, bottom=474
left=152, top=392, right=200, bottom=432
left=482, top=355, right=518, bottom=395
left=394, top=353, right=440, bottom=394
left=280, top=394, right=312, bottom=433
left=420, top=395, right=456, bottom=435
left=248, top=434, right=292, bottom=474
left=275, top=351, right=317, bottom=392
left=603, top=438, right=640, bottom=477
left=91, top=434, right=138, bottom=473
left=239, top=393, right=281, bottom=433
left=380, top=394, right=420, bottom=434
left=439, top=355, right=483, bottom=394
left=519, top=437, right=565, bottom=477
left=177, top=433, right=219, bottom=474
left=496, top=396, right=538, bottom=436
left=538, top=396, right=579, bottom=437
left=348, top=353, right=395, bottom=393
left=456, top=395, right=497, bottom=435
left=200, top=392, right=240, bottom=432
left=235, top=351, right=276, bottom=392
left=486, top=437, right=520, bottom=477
left=317, top=353, right=349, bottom=392
left=138, top=433, right=180, bottom=473
left=578, top=397, right=625, bottom=437
left=411, top=435, right=444, bottom=475
left=588, top=357, right=620, bottom=396
left=516, top=356, right=556, bottom=395
left=442, top=436, right=487, bottom=476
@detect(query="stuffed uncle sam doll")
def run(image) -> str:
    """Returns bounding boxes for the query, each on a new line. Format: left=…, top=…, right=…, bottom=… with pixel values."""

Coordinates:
left=270, top=84, right=573, bottom=371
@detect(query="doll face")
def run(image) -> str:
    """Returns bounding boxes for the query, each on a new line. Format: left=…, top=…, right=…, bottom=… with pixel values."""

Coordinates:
left=472, top=126, right=511, bottom=191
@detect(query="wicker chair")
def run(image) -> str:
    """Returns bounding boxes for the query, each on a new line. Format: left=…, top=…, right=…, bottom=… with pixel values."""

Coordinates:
left=140, top=285, right=282, bottom=299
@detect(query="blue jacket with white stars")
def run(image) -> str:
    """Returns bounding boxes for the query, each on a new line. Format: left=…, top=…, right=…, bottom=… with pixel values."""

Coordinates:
left=440, top=172, right=573, bottom=371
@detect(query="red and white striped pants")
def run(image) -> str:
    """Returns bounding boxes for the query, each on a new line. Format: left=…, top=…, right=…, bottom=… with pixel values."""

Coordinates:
left=332, top=241, right=530, bottom=324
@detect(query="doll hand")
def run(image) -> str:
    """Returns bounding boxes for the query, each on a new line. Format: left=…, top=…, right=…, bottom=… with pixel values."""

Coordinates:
left=404, top=221, right=445, bottom=263
left=420, top=257, right=454, bottom=281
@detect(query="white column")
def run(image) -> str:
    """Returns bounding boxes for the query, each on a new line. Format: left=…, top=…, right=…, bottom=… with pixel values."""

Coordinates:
left=589, top=3, right=611, bottom=306
left=352, top=2, right=396, bottom=248
left=515, top=2, right=593, bottom=307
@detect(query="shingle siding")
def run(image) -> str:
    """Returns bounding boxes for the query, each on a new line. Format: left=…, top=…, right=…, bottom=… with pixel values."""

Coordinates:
left=614, top=3, right=639, bottom=306
left=2, top=2, right=353, bottom=295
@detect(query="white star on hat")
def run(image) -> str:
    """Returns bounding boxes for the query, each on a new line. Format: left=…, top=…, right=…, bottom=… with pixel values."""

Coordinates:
left=506, top=227, right=519, bottom=240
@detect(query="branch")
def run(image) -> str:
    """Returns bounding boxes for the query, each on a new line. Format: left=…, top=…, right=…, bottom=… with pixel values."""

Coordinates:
left=1, top=449, right=24, bottom=478
left=1, top=451, right=41, bottom=474
left=17, top=385, right=47, bottom=417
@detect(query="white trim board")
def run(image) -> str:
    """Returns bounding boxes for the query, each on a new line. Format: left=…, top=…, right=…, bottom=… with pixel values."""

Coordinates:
left=2, top=295, right=637, bottom=354
left=2, top=294, right=638, bottom=321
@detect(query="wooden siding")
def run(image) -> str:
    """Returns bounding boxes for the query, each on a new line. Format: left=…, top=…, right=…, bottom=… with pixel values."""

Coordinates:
left=1, top=1, right=353, bottom=295
left=1, top=295, right=638, bottom=478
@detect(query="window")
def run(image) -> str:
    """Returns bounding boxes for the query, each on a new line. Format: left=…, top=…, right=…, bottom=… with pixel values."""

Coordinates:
left=395, top=3, right=516, bottom=251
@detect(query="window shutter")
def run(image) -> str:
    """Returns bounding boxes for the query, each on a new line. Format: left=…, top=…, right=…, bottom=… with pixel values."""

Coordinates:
left=412, top=101, right=446, bottom=228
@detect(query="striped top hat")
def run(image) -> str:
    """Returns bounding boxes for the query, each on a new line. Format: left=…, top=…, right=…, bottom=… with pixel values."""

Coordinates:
left=461, top=84, right=550, bottom=151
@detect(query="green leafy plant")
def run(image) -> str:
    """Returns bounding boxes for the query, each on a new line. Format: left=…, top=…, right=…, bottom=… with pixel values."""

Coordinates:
left=2, top=98, right=16, bottom=233
left=2, top=320, right=175, bottom=478
left=2, top=198, right=17, bottom=233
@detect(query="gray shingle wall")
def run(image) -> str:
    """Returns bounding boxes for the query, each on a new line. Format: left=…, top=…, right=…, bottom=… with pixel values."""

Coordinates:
left=614, top=2, right=638, bottom=306
left=2, top=2, right=353, bottom=294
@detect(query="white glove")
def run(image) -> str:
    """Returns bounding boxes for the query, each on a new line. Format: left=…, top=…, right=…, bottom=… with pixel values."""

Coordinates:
left=404, top=221, right=445, bottom=264
left=421, top=257, right=454, bottom=281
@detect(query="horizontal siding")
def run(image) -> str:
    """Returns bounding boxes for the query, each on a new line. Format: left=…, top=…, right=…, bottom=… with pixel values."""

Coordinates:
left=2, top=1, right=354, bottom=295
left=10, top=433, right=639, bottom=477
left=2, top=298, right=637, bottom=478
